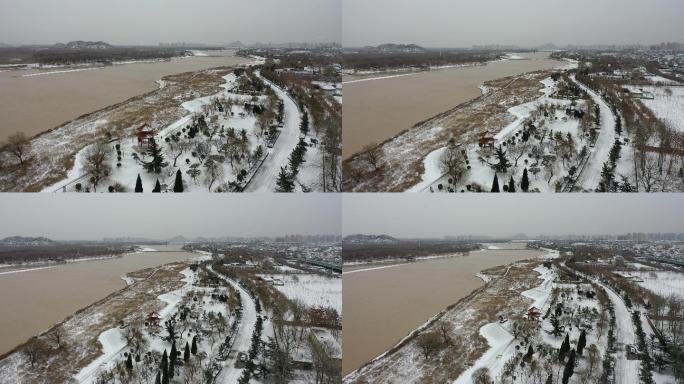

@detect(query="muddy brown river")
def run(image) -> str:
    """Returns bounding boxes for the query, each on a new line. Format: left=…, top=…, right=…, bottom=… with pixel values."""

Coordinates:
left=342, top=52, right=563, bottom=158
left=342, top=242, right=543, bottom=375
left=0, top=50, right=248, bottom=141
left=0, top=245, right=195, bottom=354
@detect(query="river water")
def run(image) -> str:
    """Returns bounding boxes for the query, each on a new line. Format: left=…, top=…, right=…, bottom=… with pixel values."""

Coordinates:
left=341, top=242, right=543, bottom=375
left=342, top=52, right=563, bottom=158
left=0, top=50, right=248, bottom=141
left=0, top=245, right=195, bottom=354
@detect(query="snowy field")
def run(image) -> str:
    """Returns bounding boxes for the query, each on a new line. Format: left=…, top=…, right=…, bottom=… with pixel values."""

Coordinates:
left=259, top=273, right=341, bottom=313
left=617, top=270, right=684, bottom=300
left=636, top=86, right=684, bottom=132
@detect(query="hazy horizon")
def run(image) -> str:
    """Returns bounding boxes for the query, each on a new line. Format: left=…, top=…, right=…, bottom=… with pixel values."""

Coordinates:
left=343, top=195, right=684, bottom=238
left=343, top=0, right=684, bottom=48
left=0, top=195, right=342, bottom=240
left=0, top=0, right=341, bottom=46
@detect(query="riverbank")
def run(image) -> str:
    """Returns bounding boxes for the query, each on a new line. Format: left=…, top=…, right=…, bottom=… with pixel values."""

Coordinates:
left=342, top=245, right=543, bottom=375
left=342, top=52, right=563, bottom=159
left=0, top=65, right=239, bottom=191
left=0, top=261, right=191, bottom=383
left=0, top=51, right=247, bottom=142
left=343, top=68, right=563, bottom=191
left=0, top=245, right=160, bottom=274
left=344, top=257, right=551, bottom=383
left=0, top=246, right=196, bottom=355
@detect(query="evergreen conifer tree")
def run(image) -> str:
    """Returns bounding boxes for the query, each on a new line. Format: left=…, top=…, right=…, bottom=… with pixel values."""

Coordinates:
left=577, top=330, right=587, bottom=356
left=191, top=335, right=197, bottom=355
left=152, top=179, right=161, bottom=193
left=184, top=341, right=190, bottom=362
left=160, top=349, right=168, bottom=376
left=491, top=173, right=500, bottom=192
left=144, top=138, right=168, bottom=174
left=559, top=333, right=570, bottom=361
left=173, top=169, right=184, bottom=192
left=562, top=349, right=576, bottom=384
left=521, top=168, right=530, bottom=192
left=508, top=176, right=516, bottom=192
left=275, top=167, right=294, bottom=192
left=135, top=174, right=143, bottom=192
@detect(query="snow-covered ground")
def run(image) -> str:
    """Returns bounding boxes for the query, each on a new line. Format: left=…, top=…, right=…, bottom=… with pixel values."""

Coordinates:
left=40, top=67, right=315, bottom=193
left=572, top=75, right=617, bottom=191
left=595, top=280, right=640, bottom=384
left=635, top=86, right=684, bottom=132
left=74, top=328, right=127, bottom=383
left=617, top=270, right=684, bottom=300
left=410, top=75, right=619, bottom=193
left=206, top=266, right=258, bottom=383
left=259, top=273, right=341, bottom=313
left=74, top=268, right=196, bottom=383
left=453, top=322, right=514, bottom=384
left=244, top=73, right=302, bottom=192
left=454, top=265, right=556, bottom=383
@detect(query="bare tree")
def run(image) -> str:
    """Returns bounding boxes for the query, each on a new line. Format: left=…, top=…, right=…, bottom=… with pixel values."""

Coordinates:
left=508, top=140, right=532, bottom=167
left=439, top=144, right=468, bottom=184
left=5, top=132, right=31, bottom=166
left=82, top=143, right=111, bottom=192
left=169, top=140, right=192, bottom=167
left=416, top=331, right=442, bottom=359
left=46, top=328, right=66, bottom=349
left=203, top=157, right=224, bottom=191
left=23, top=337, right=48, bottom=367
left=437, top=320, right=452, bottom=345
left=638, top=152, right=659, bottom=192
left=362, top=143, right=381, bottom=170
left=472, top=367, right=494, bottom=384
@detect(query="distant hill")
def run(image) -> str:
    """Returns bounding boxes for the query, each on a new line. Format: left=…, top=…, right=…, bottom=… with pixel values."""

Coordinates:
left=168, top=235, right=188, bottom=243
left=0, top=236, right=56, bottom=246
left=374, top=43, right=427, bottom=53
left=53, top=40, right=113, bottom=49
left=343, top=234, right=399, bottom=244
left=225, top=40, right=245, bottom=48
left=537, top=43, right=559, bottom=50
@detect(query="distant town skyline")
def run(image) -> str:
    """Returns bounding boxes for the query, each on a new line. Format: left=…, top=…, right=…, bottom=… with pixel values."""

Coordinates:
left=343, top=0, right=684, bottom=48
left=0, top=0, right=341, bottom=46
left=0, top=194, right=342, bottom=240
left=343, top=195, right=684, bottom=238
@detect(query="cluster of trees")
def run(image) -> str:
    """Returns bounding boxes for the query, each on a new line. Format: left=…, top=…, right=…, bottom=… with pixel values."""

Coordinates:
left=276, top=139, right=310, bottom=192
left=579, top=72, right=684, bottom=192
left=597, top=139, right=632, bottom=192
left=649, top=293, right=684, bottom=381
left=343, top=49, right=499, bottom=71
left=261, top=66, right=342, bottom=192
left=0, top=242, right=134, bottom=265
left=342, top=240, right=480, bottom=263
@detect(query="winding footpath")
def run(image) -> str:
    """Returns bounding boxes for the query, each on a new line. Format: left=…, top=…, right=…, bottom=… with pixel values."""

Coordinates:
left=206, top=266, right=258, bottom=383
left=594, top=280, right=640, bottom=384
left=571, top=75, right=617, bottom=191
left=244, top=72, right=302, bottom=192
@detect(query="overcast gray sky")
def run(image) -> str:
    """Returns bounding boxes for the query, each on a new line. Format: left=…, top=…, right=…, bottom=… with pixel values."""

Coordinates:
left=344, top=195, right=684, bottom=238
left=343, top=0, right=684, bottom=47
left=0, top=195, right=341, bottom=240
left=0, top=0, right=341, bottom=45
